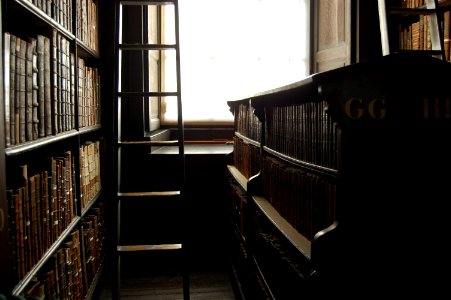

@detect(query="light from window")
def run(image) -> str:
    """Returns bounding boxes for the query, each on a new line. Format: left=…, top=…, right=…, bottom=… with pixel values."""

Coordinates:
left=162, top=0, right=310, bottom=125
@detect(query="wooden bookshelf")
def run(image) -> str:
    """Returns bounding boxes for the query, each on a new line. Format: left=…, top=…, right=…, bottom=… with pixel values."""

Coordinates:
left=0, top=0, right=106, bottom=298
left=225, top=53, right=451, bottom=298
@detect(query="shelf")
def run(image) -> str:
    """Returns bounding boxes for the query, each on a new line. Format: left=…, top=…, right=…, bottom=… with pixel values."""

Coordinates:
left=11, top=0, right=74, bottom=39
left=262, top=146, right=338, bottom=177
left=4, top=130, right=79, bottom=156
left=252, top=196, right=311, bottom=259
left=235, top=132, right=260, bottom=148
left=227, top=164, right=248, bottom=192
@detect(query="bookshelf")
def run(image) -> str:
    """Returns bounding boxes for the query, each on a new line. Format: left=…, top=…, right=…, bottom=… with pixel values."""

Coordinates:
left=378, top=0, right=451, bottom=61
left=225, top=53, right=451, bottom=298
left=0, top=0, right=106, bottom=299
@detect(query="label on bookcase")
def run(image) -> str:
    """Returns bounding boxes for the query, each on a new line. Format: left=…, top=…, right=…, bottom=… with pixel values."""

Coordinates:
left=339, top=96, right=451, bottom=126
left=423, top=98, right=451, bottom=119
left=344, top=98, right=387, bottom=120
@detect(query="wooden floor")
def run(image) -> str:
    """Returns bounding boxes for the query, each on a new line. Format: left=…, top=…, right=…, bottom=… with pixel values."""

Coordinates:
left=98, top=270, right=236, bottom=300
left=96, top=251, right=237, bottom=300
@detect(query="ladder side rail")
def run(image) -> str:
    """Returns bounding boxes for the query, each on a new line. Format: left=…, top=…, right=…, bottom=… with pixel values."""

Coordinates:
left=378, top=0, right=446, bottom=60
left=378, top=0, right=391, bottom=56
left=113, top=2, right=124, bottom=299
left=169, top=2, right=189, bottom=299
left=426, top=0, right=447, bottom=59
left=113, top=1, right=188, bottom=299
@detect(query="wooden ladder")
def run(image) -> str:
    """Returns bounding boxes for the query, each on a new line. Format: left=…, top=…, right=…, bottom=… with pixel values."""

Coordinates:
left=112, top=0, right=188, bottom=299
left=378, top=0, right=448, bottom=60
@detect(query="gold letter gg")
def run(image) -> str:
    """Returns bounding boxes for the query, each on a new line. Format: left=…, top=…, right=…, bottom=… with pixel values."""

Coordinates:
left=344, top=98, right=386, bottom=119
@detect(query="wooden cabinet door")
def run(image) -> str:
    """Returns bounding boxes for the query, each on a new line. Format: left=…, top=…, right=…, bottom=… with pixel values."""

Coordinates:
left=312, top=0, right=352, bottom=72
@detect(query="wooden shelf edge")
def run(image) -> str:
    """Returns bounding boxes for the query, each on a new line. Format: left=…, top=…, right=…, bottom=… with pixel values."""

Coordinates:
left=227, top=165, right=248, bottom=191
left=252, top=196, right=311, bottom=258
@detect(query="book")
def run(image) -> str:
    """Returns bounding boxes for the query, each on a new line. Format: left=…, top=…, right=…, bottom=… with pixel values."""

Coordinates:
left=51, top=29, right=59, bottom=134
left=56, top=248, right=68, bottom=299
left=61, top=36, right=70, bottom=131
left=29, top=174, right=40, bottom=264
left=64, top=150, right=75, bottom=221
left=16, top=187, right=26, bottom=278
left=26, top=38, right=34, bottom=141
left=30, top=37, right=40, bottom=140
left=39, top=269, right=57, bottom=299
left=444, top=11, right=450, bottom=61
left=46, top=0, right=52, bottom=16
left=44, top=35, right=52, bottom=136
left=4, top=32, right=11, bottom=146
left=17, top=37, right=27, bottom=144
left=50, top=157, right=59, bottom=241
left=20, top=165, right=33, bottom=273
left=6, top=189, right=18, bottom=279
left=70, top=53, right=75, bottom=129
left=78, top=58, right=85, bottom=128
left=23, top=280, right=45, bottom=299
left=59, top=34, right=67, bottom=131
left=81, top=220, right=95, bottom=285
left=10, top=34, right=17, bottom=145
left=41, top=170, right=51, bottom=252
left=34, top=172, right=43, bottom=258
left=37, top=35, right=46, bottom=137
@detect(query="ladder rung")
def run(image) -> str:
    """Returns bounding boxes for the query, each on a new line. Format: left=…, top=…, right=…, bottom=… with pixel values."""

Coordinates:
left=117, top=191, right=181, bottom=197
left=121, top=1, right=175, bottom=5
left=117, top=244, right=182, bottom=252
left=118, top=140, right=180, bottom=146
left=118, top=43, right=177, bottom=50
left=117, top=91, right=179, bottom=97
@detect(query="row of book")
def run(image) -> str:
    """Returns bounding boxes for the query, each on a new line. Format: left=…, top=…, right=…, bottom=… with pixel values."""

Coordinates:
left=23, top=0, right=99, bottom=53
left=398, top=10, right=451, bottom=61
left=260, top=155, right=336, bottom=241
left=7, top=152, right=77, bottom=280
left=22, top=230, right=83, bottom=300
left=79, top=140, right=101, bottom=210
left=232, top=101, right=262, bottom=143
left=3, top=31, right=101, bottom=148
left=78, top=59, right=101, bottom=129
left=76, top=0, right=99, bottom=52
left=225, top=171, right=248, bottom=237
left=233, top=136, right=261, bottom=180
left=6, top=140, right=102, bottom=282
left=400, top=0, right=426, bottom=8
left=80, top=205, right=105, bottom=291
left=25, top=0, right=73, bottom=32
left=20, top=204, right=105, bottom=300
left=264, top=101, right=338, bottom=171
left=231, top=100, right=338, bottom=171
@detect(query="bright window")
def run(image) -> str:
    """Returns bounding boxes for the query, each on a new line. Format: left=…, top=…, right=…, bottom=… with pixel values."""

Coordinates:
left=161, top=0, right=310, bottom=125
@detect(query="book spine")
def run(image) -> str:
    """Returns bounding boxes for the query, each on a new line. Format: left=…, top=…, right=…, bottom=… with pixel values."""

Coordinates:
left=26, top=38, right=34, bottom=141
left=17, top=38, right=27, bottom=144
left=44, top=35, right=52, bottom=136
left=37, top=35, right=46, bottom=138
left=4, top=32, right=11, bottom=146
left=51, top=29, right=59, bottom=135
left=78, top=58, right=85, bottom=128
left=30, top=38, right=39, bottom=140
left=10, top=34, right=17, bottom=145
left=70, top=53, right=75, bottom=129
